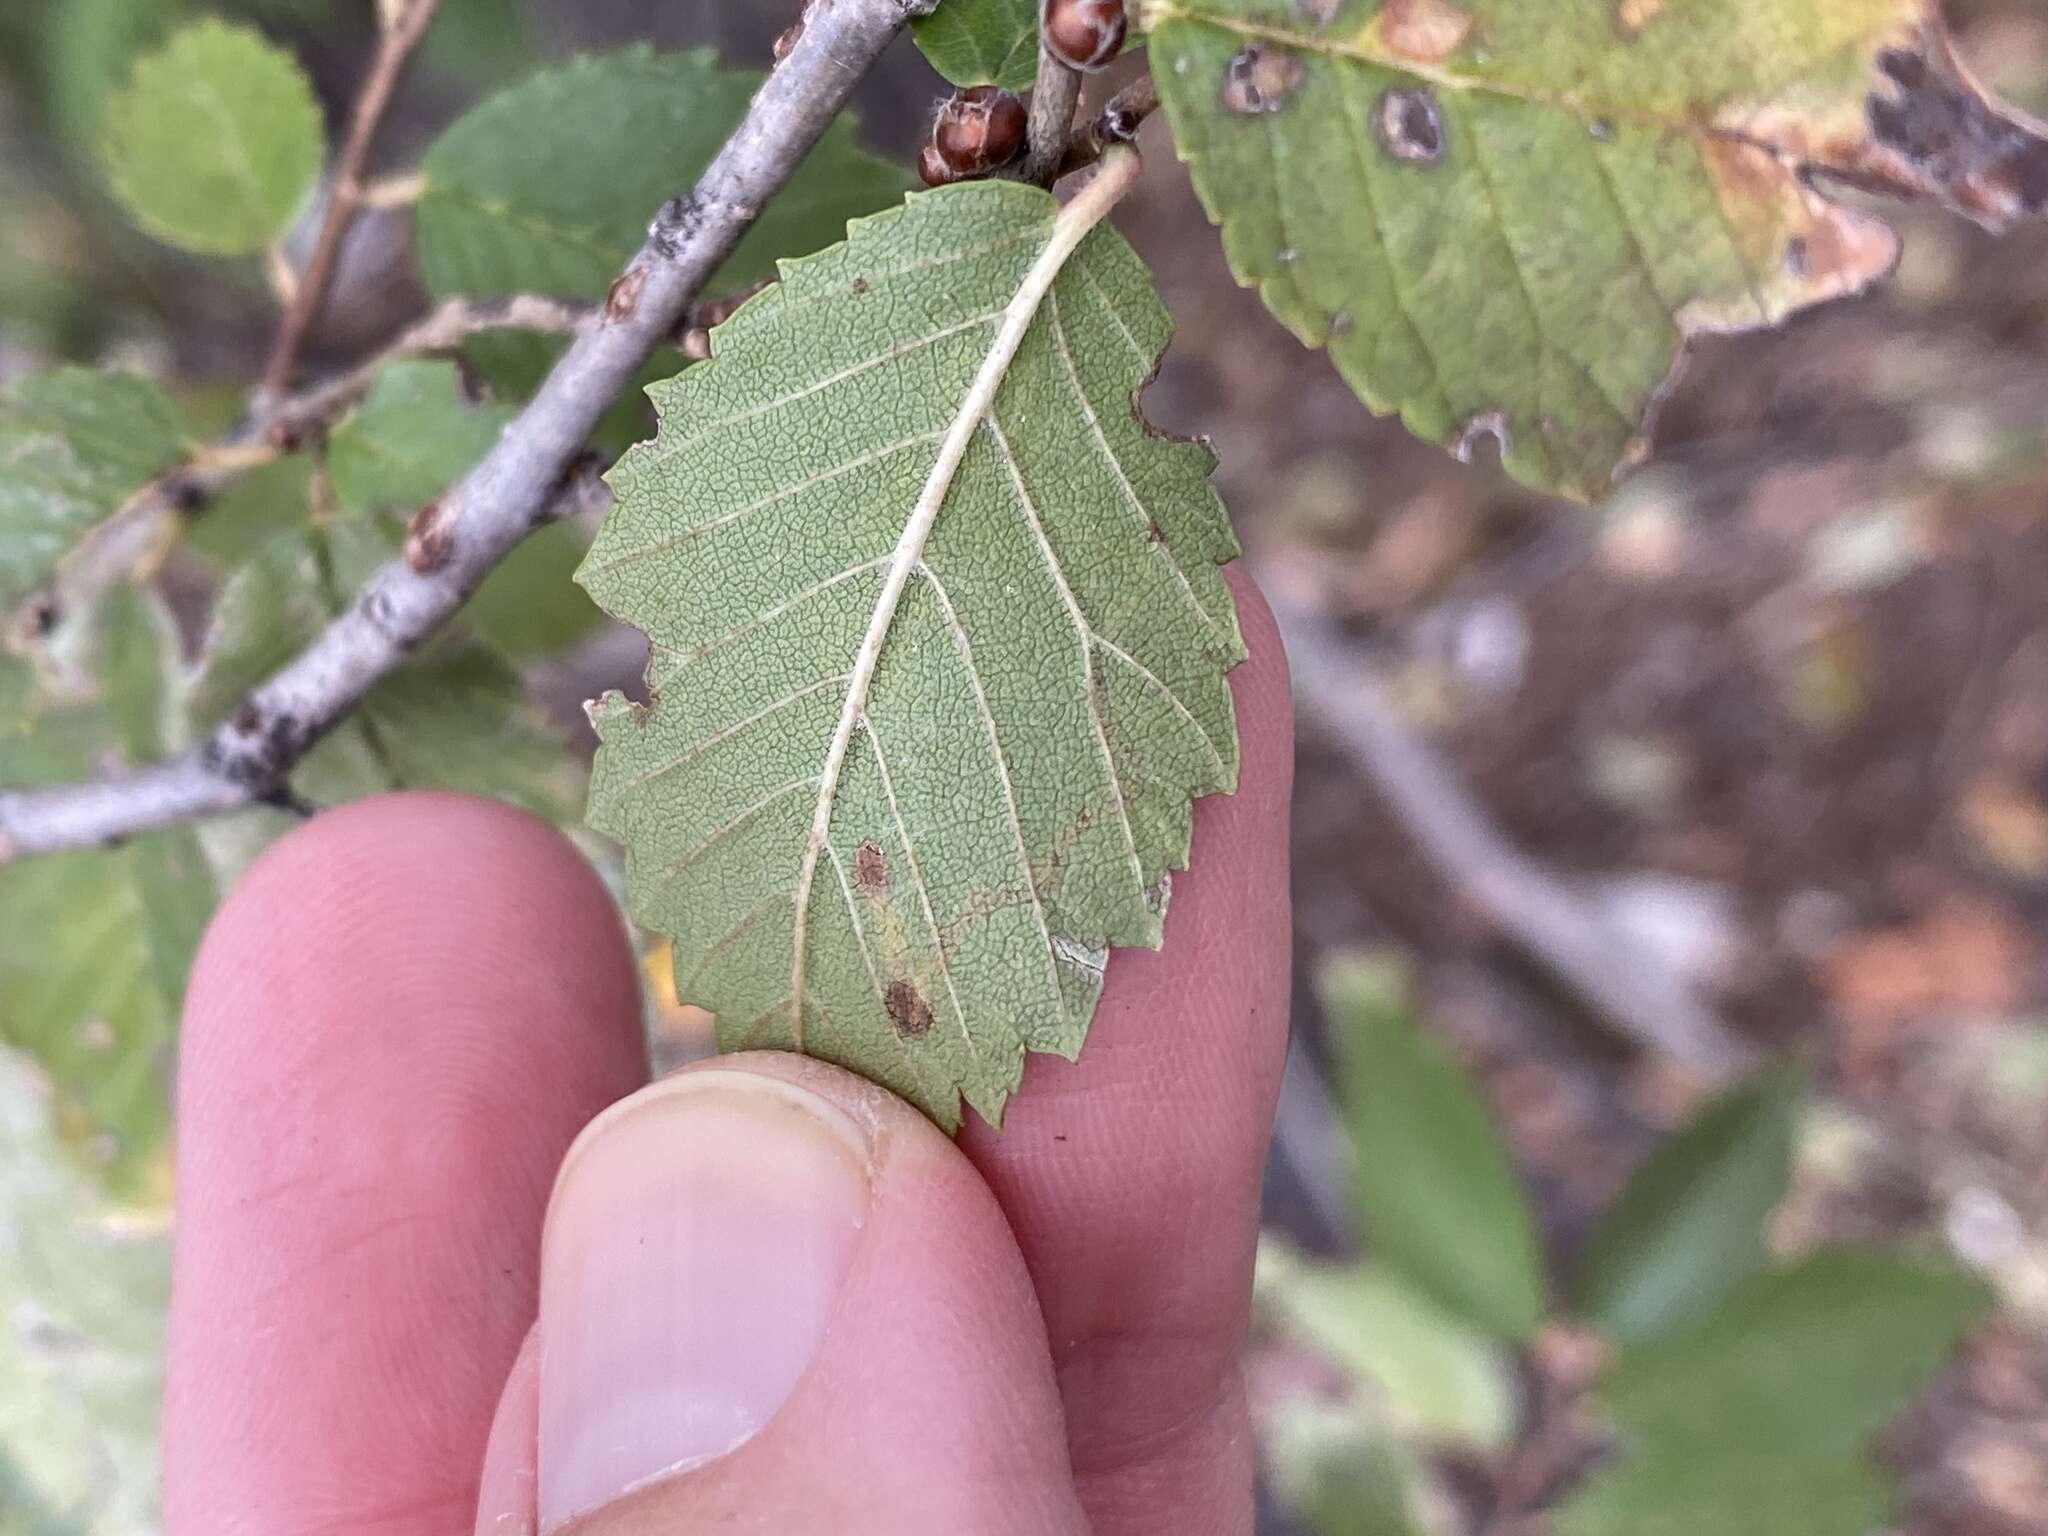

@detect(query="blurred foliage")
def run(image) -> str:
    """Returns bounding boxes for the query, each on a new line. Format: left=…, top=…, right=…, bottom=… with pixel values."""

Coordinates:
left=1267, top=952, right=1991, bottom=1536
left=0, top=1009, right=170, bottom=1536
left=1325, top=951, right=1547, bottom=1337
left=101, top=20, right=323, bottom=256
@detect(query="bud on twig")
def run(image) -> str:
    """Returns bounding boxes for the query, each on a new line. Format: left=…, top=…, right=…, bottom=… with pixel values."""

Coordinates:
left=1043, top=0, right=1127, bottom=72
left=929, top=85, right=1028, bottom=180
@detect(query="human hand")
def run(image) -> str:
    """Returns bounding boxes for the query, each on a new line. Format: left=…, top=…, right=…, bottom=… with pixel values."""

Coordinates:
left=162, top=575, right=1291, bottom=1535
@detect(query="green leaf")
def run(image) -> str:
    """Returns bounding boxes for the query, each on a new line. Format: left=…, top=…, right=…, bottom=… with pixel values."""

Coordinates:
left=187, top=522, right=583, bottom=864
left=1578, top=1066, right=1803, bottom=1339
left=913, top=0, right=1044, bottom=90
left=1553, top=1452, right=1890, bottom=1536
left=0, top=592, right=210, bottom=1194
left=1321, top=950, right=1545, bottom=1336
left=101, top=18, right=323, bottom=256
left=0, top=368, right=187, bottom=615
left=1559, top=1247, right=1986, bottom=1536
left=1592, top=1247, right=1987, bottom=1461
left=912, top=0, right=1139, bottom=90
left=1301, top=1438, right=1428, bottom=1536
left=327, top=359, right=517, bottom=517
left=580, top=170, right=1244, bottom=1130
left=1259, top=1242, right=1516, bottom=1448
left=415, top=47, right=910, bottom=428
left=0, top=1049, right=169, bottom=1536
left=1142, top=0, right=2045, bottom=499
left=459, top=520, right=602, bottom=658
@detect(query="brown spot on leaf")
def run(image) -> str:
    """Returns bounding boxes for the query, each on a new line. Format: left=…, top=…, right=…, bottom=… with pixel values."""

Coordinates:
left=1220, top=47, right=1305, bottom=116
left=1615, top=0, right=1663, bottom=37
left=884, top=978, right=933, bottom=1038
left=1375, top=86, right=1446, bottom=164
left=1369, top=0, right=1473, bottom=65
left=851, top=276, right=869, bottom=294
left=1145, top=520, right=1166, bottom=545
left=854, top=838, right=889, bottom=895
left=404, top=496, right=457, bottom=574
left=604, top=264, right=649, bottom=324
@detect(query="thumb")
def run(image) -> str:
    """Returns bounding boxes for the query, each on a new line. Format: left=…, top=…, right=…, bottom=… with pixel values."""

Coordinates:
left=474, top=1055, right=1090, bottom=1535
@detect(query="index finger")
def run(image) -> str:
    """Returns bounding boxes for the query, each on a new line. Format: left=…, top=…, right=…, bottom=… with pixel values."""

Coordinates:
left=960, top=566, right=1293, bottom=1536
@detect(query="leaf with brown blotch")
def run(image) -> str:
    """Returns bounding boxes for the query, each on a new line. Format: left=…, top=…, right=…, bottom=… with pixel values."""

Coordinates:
left=1142, top=0, right=2048, bottom=499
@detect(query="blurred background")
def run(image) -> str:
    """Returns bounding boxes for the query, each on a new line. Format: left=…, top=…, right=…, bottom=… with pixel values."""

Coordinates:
left=3, top=2, right=2047, bottom=1533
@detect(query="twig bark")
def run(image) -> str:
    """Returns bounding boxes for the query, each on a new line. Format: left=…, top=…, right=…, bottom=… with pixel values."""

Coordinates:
left=1020, top=33, right=1084, bottom=185
left=258, top=0, right=443, bottom=403
left=1058, top=72, right=1158, bottom=177
left=0, top=0, right=936, bottom=862
left=8, top=295, right=597, bottom=651
left=1276, top=600, right=1756, bottom=1076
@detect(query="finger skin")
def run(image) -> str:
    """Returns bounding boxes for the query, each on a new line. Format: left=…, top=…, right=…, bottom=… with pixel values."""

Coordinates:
left=475, top=1328, right=540, bottom=1536
left=164, top=794, right=648, bottom=1536
left=532, top=1056, right=1091, bottom=1536
left=960, top=568, right=1294, bottom=1534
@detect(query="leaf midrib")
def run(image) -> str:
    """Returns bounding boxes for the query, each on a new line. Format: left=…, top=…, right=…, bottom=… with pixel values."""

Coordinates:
left=783, top=149, right=1145, bottom=1051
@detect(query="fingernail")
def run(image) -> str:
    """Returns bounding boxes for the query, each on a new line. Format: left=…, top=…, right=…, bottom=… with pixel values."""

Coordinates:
left=537, top=1069, right=872, bottom=1531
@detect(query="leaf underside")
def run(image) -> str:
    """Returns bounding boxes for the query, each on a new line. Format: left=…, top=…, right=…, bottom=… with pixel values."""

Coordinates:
left=1145, top=0, right=2048, bottom=500
left=582, top=178, right=1245, bottom=1128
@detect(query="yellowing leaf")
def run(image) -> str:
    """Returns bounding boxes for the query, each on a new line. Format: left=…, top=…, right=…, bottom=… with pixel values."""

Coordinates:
left=582, top=159, right=1245, bottom=1128
left=1142, top=0, right=2048, bottom=498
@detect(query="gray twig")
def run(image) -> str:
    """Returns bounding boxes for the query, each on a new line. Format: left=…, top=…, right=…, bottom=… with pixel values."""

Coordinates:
left=1020, top=35, right=1084, bottom=185
left=257, top=0, right=444, bottom=403
left=0, top=0, right=935, bottom=863
left=1276, top=600, right=1756, bottom=1076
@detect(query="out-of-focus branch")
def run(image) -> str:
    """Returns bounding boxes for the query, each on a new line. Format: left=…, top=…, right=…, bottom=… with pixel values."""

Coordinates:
left=257, top=0, right=443, bottom=403
left=1276, top=600, right=1757, bottom=1076
left=0, top=0, right=937, bottom=862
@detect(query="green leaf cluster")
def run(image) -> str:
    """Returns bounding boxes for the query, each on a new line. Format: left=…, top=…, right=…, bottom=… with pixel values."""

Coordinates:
left=1297, top=950, right=1989, bottom=1536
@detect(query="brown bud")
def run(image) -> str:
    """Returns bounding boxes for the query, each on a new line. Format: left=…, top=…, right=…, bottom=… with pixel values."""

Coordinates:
left=932, top=84, right=1028, bottom=175
left=917, top=140, right=958, bottom=188
left=1043, top=0, right=1126, bottom=72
